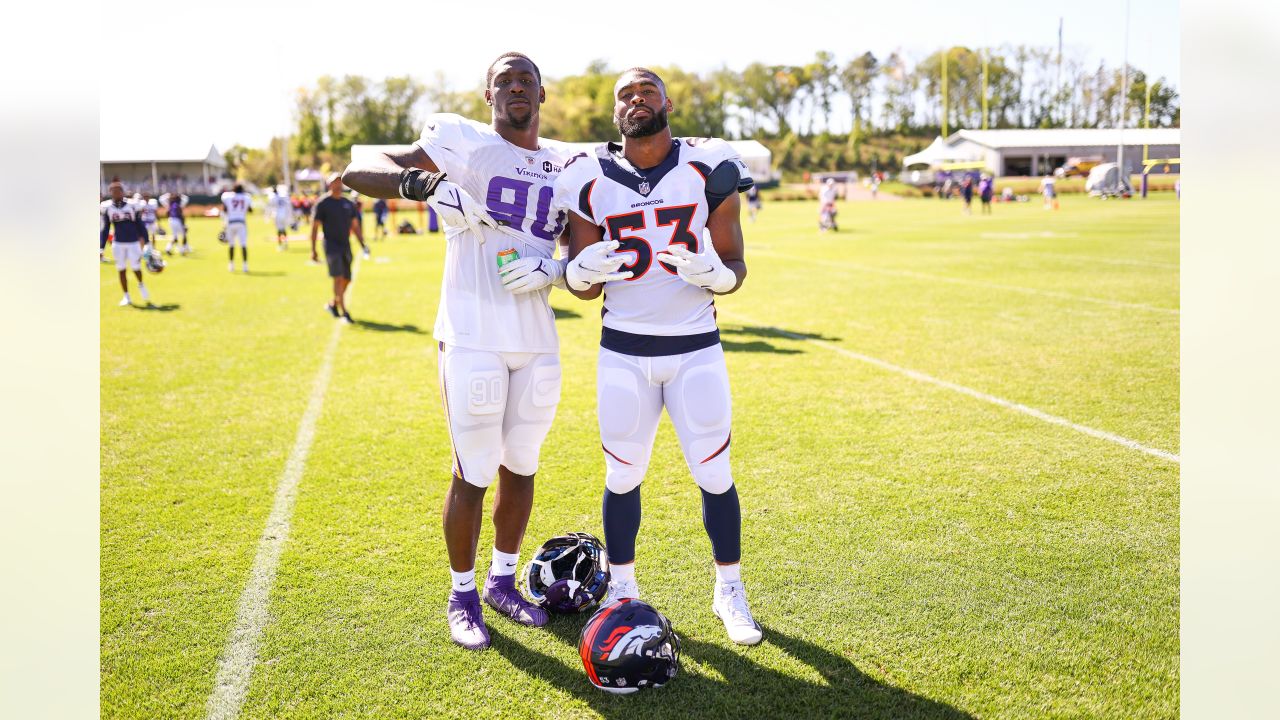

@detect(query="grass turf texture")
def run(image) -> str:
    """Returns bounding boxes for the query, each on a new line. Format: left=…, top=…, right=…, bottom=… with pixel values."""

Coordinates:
left=102, top=195, right=1178, bottom=719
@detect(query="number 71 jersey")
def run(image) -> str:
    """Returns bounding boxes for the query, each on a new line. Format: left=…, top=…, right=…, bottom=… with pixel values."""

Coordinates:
left=553, top=138, right=753, bottom=338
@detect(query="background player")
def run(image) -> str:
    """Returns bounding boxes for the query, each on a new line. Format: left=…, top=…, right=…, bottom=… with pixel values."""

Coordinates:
left=310, top=173, right=367, bottom=323
left=221, top=184, right=252, bottom=272
left=372, top=197, right=389, bottom=240
left=343, top=52, right=572, bottom=651
left=161, top=192, right=190, bottom=255
left=556, top=67, right=762, bottom=645
left=269, top=185, right=292, bottom=250
left=137, top=192, right=160, bottom=241
left=101, top=182, right=153, bottom=306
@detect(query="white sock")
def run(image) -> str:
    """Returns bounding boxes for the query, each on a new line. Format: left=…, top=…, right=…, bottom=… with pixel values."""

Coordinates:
left=715, top=563, right=742, bottom=585
left=611, top=562, right=636, bottom=585
left=450, top=569, right=476, bottom=593
left=490, top=548, right=519, bottom=577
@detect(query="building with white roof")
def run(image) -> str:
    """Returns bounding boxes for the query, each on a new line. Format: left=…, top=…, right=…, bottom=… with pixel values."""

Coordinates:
left=903, top=128, right=1180, bottom=176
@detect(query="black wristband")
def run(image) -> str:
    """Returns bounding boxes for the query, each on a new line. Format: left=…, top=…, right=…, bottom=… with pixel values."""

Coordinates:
left=398, top=168, right=446, bottom=201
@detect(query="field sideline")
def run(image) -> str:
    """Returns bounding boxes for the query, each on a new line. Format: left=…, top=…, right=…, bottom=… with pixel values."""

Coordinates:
left=101, top=194, right=1179, bottom=719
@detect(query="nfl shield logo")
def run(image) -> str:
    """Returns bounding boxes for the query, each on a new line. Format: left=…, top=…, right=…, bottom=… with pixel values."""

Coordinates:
left=638, top=180, right=651, bottom=196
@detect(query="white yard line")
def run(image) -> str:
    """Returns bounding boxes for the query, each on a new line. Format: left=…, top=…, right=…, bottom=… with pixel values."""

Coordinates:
left=205, top=260, right=360, bottom=720
left=1025, top=251, right=1179, bottom=271
left=751, top=250, right=1180, bottom=315
left=730, top=314, right=1180, bottom=464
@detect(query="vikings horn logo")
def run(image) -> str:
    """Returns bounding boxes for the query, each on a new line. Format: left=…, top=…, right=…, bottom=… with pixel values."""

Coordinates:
left=597, top=625, right=662, bottom=661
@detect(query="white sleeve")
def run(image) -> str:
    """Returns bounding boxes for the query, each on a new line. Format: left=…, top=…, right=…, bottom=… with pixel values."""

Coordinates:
left=414, top=113, right=478, bottom=179
left=552, top=152, right=598, bottom=224
left=687, top=138, right=754, bottom=191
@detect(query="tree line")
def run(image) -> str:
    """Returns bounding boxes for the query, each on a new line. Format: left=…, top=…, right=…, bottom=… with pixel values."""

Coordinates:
left=226, top=45, right=1178, bottom=186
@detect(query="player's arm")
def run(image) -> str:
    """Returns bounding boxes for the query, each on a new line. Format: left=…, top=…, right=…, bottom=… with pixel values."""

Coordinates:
left=309, top=206, right=321, bottom=262
left=100, top=208, right=111, bottom=246
left=704, top=190, right=747, bottom=294
left=342, top=144, right=440, bottom=199
left=135, top=212, right=149, bottom=248
left=565, top=212, right=606, bottom=300
left=351, top=212, right=365, bottom=249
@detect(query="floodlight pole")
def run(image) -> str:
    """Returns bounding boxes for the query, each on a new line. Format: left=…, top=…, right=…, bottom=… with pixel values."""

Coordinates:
left=982, top=49, right=989, bottom=130
left=1117, top=0, right=1130, bottom=186
left=941, top=48, right=949, bottom=137
left=282, top=135, right=292, bottom=193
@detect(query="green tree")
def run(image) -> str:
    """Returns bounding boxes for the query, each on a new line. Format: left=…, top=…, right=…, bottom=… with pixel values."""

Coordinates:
left=840, top=51, right=878, bottom=137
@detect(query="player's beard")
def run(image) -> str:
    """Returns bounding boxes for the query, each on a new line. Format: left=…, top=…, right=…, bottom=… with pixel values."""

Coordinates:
left=617, top=106, right=669, bottom=138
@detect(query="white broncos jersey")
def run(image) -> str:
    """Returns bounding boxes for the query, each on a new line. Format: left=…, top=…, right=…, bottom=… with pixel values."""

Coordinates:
left=553, top=137, right=752, bottom=339
left=268, top=193, right=292, bottom=221
left=415, top=113, right=574, bottom=354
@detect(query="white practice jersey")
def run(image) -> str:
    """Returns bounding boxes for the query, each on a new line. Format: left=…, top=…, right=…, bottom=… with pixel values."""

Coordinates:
left=221, top=191, right=251, bottom=222
left=268, top=193, right=292, bottom=222
left=142, top=199, right=158, bottom=223
left=553, top=137, right=752, bottom=338
left=415, top=113, right=574, bottom=354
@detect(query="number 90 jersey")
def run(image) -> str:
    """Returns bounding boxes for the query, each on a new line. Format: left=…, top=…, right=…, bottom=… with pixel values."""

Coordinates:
left=553, top=138, right=753, bottom=339
left=415, top=113, right=575, bottom=354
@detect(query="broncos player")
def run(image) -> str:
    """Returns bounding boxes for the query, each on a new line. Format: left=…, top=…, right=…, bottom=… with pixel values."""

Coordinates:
left=555, top=67, right=762, bottom=645
left=343, top=52, right=575, bottom=650
left=101, top=182, right=153, bottom=306
left=221, top=184, right=252, bottom=272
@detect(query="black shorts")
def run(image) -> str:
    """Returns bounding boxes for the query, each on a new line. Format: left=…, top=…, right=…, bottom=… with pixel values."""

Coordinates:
left=326, top=250, right=352, bottom=279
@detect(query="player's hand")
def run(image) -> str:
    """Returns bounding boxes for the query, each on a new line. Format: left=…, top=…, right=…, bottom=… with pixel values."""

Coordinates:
left=655, top=243, right=737, bottom=293
left=361, top=245, right=371, bottom=260
left=426, top=180, right=497, bottom=241
left=311, top=251, right=319, bottom=263
left=566, top=240, right=633, bottom=291
left=499, top=256, right=563, bottom=294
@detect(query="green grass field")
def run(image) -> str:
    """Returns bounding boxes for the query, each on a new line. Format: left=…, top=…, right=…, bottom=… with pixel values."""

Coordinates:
left=101, top=193, right=1179, bottom=719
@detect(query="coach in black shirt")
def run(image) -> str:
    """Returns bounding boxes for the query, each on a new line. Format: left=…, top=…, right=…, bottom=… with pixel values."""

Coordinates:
left=311, top=172, right=367, bottom=323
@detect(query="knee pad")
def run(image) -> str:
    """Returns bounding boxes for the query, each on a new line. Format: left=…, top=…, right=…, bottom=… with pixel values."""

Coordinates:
left=691, top=462, right=734, bottom=495
left=604, top=463, right=647, bottom=495
left=501, top=444, right=541, bottom=477
left=455, top=442, right=502, bottom=488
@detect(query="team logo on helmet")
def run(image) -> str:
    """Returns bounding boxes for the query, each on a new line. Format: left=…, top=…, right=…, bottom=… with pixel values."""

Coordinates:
left=597, top=624, right=662, bottom=661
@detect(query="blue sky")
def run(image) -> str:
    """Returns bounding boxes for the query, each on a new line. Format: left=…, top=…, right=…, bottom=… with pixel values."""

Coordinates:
left=100, top=0, right=1179, bottom=152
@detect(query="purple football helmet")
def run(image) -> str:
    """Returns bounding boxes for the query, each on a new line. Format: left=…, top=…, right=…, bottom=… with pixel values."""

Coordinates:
left=522, top=532, right=609, bottom=613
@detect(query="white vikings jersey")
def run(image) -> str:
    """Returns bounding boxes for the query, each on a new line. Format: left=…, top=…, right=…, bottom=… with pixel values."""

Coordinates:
left=415, top=113, right=574, bottom=354
left=141, top=199, right=158, bottom=223
left=221, top=191, right=252, bottom=222
left=553, top=138, right=752, bottom=344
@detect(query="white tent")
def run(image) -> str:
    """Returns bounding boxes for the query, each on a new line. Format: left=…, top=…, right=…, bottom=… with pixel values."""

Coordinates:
left=902, top=136, right=981, bottom=168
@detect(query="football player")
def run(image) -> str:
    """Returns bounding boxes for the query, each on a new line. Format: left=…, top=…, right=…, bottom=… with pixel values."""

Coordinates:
left=554, top=67, right=762, bottom=645
left=268, top=185, right=292, bottom=250
left=101, top=182, right=153, bottom=306
left=161, top=192, right=190, bottom=255
left=138, top=193, right=161, bottom=241
left=221, top=183, right=252, bottom=272
left=343, top=52, right=575, bottom=651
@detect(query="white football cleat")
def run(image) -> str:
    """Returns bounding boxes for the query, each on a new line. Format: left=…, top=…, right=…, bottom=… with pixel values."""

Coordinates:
left=228, top=262, right=235, bottom=272
left=712, top=581, right=762, bottom=645
left=605, top=578, right=640, bottom=605
left=118, top=294, right=131, bottom=307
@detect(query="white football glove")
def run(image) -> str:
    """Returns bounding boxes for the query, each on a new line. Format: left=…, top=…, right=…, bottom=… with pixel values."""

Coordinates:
left=427, top=180, right=498, bottom=241
left=499, top=256, right=565, bottom=294
left=654, top=243, right=738, bottom=293
left=566, top=240, right=634, bottom=291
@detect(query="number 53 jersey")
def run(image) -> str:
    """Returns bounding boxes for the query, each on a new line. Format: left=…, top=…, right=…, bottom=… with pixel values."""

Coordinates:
left=415, top=113, right=575, bottom=354
left=553, top=138, right=753, bottom=343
